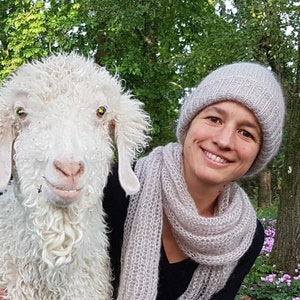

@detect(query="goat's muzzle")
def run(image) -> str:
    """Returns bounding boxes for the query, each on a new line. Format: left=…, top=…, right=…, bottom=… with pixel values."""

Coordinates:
left=43, top=159, right=85, bottom=203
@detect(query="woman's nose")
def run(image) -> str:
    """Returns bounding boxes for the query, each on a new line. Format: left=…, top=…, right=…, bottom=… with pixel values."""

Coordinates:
left=213, top=127, right=235, bottom=150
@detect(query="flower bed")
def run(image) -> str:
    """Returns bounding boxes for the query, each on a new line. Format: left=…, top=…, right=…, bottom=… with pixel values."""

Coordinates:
left=237, top=219, right=300, bottom=299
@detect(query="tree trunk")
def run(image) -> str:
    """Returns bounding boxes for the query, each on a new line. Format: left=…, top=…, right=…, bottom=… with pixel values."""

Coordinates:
left=258, top=169, right=272, bottom=208
left=270, top=96, right=300, bottom=274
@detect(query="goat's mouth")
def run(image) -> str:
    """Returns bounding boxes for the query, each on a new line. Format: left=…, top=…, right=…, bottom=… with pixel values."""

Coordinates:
left=43, top=178, right=83, bottom=201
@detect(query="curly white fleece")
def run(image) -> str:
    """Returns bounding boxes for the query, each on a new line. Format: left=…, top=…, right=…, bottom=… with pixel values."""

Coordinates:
left=0, top=53, right=149, bottom=299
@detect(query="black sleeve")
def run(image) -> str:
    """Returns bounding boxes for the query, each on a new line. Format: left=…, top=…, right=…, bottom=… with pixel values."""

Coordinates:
left=211, top=219, right=265, bottom=300
left=102, top=163, right=129, bottom=295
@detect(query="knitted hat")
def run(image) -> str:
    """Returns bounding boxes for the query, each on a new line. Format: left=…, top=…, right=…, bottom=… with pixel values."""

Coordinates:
left=176, top=62, right=285, bottom=177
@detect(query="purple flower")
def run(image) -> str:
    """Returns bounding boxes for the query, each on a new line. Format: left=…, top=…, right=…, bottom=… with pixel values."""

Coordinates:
left=262, top=227, right=275, bottom=254
left=261, top=274, right=277, bottom=282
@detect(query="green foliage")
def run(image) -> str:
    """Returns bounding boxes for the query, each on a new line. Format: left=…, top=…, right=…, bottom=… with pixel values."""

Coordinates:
left=87, top=0, right=263, bottom=148
left=256, top=205, right=278, bottom=221
left=0, top=0, right=46, bottom=77
left=0, top=0, right=91, bottom=79
left=216, top=0, right=298, bottom=83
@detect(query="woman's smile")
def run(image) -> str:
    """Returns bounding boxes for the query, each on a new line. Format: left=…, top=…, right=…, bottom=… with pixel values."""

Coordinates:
left=202, top=149, right=229, bottom=164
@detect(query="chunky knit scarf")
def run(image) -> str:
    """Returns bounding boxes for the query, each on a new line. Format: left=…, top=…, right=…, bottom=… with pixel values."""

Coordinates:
left=117, top=143, right=257, bottom=299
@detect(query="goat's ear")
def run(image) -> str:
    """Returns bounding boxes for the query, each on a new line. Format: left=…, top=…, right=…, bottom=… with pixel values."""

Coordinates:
left=112, top=96, right=150, bottom=196
left=117, top=142, right=141, bottom=195
left=0, top=120, right=13, bottom=192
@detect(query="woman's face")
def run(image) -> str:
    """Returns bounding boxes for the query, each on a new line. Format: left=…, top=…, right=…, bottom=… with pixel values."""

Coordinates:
left=183, top=101, right=262, bottom=188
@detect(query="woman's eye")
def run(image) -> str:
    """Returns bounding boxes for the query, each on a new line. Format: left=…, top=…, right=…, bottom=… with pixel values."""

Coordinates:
left=207, top=116, right=221, bottom=124
left=239, top=129, right=253, bottom=139
left=96, top=106, right=107, bottom=117
left=16, top=107, right=27, bottom=119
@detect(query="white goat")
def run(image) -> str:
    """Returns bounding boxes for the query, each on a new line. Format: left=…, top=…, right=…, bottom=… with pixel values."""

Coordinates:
left=0, top=53, right=149, bottom=299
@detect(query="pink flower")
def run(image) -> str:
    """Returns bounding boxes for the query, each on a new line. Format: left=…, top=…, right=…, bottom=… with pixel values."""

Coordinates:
left=262, top=227, right=275, bottom=254
left=261, top=274, right=276, bottom=282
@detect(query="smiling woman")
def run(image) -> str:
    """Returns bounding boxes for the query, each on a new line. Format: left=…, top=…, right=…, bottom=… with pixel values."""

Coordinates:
left=107, top=61, right=286, bottom=300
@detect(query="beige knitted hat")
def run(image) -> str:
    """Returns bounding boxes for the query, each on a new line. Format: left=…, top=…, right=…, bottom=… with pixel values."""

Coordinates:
left=176, top=62, right=285, bottom=177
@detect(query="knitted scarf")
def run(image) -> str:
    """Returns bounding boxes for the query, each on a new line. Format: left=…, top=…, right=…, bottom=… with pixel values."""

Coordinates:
left=117, top=143, right=257, bottom=299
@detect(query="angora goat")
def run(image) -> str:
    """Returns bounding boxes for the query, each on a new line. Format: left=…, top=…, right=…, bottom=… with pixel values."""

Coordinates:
left=0, top=53, right=149, bottom=299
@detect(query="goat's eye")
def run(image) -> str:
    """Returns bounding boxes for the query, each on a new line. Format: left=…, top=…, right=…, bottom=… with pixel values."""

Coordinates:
left=16, top=107, right=27, bottom=119
left=96, top=106, right=107, bottom=117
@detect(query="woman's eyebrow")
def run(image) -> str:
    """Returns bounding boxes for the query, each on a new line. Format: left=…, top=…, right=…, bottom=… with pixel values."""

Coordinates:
left=202, top=106, right=224, bottom=114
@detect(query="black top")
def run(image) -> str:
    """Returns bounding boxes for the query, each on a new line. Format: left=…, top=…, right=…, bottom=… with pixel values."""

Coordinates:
left=103, top=164, right=264, bottom=300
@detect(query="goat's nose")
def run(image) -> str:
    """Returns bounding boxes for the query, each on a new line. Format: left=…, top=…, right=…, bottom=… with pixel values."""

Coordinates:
left=53, top=160, right=84, bottom=180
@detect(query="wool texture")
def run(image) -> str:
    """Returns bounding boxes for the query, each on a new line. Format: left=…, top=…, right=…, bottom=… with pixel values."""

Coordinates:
left=117, top=143, right=257, bottom=299
left=176, top=62, right=285, bottom=177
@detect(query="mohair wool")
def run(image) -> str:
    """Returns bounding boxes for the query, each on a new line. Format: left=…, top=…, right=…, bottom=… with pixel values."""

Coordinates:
left=176, top=62, right=285, bottom=177
left=117, top=143, right=257, bottom=299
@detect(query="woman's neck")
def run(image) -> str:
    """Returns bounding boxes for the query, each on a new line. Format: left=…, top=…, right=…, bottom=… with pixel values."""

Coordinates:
left=190, top=189, right=218, bottom=217
left=184, top=175, right=226, bottom=217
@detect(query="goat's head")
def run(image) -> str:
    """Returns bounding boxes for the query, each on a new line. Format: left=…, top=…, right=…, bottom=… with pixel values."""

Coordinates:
left=0, top=53, right=150, bottom=207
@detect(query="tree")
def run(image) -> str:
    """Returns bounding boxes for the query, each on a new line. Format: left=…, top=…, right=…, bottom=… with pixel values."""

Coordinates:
left=258, top=169, right=272, bottom=208
left=271, top=28, right=300, bottom=272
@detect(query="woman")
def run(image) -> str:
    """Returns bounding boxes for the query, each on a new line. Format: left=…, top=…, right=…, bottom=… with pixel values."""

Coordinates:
left=104, top=62, right=285, bottom=299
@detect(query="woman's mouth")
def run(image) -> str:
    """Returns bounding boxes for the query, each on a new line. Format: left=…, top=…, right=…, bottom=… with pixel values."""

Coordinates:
left=203, top=150, right=228, bottom=164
